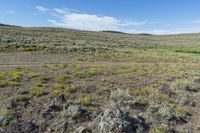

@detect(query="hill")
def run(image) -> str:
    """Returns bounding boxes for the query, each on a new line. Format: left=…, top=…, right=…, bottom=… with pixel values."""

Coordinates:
left=0, top=26, right=200, bottom=132
left=0, top=23, right=20, bottom=27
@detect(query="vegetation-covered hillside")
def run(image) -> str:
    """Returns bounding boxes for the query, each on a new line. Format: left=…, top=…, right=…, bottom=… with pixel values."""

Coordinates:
left=1, top=26, right=200, bottom=132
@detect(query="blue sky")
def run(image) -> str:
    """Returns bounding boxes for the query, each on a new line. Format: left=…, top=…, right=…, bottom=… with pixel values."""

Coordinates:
left=1, top=0, right=200, bottom=34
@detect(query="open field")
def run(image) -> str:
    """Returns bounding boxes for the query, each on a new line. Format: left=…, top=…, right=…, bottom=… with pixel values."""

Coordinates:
left=1, top=26, right=200, bottom=132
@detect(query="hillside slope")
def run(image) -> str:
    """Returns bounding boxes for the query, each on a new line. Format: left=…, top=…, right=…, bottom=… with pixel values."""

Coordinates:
left=0, top=26, right=200, bottom=132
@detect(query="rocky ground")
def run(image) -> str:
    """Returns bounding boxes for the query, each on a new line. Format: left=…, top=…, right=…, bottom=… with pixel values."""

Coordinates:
left=1, top=26, right=200, bottom=132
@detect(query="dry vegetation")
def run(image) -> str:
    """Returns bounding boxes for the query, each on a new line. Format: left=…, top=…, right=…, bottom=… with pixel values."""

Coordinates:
left=0, top=26, right=200, bottom=132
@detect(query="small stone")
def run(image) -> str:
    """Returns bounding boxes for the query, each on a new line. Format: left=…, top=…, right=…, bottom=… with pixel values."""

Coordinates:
left=54, top=94, right=66, bottom=102
left=75, top=126, right=89, bottom=133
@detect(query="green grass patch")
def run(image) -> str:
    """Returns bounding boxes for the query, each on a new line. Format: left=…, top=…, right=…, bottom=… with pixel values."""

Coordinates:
left=15, top=95, right=30, bottom=102
left=29, top=88, right=47, bottom=96
left=79, top=97, right=93, bottom=105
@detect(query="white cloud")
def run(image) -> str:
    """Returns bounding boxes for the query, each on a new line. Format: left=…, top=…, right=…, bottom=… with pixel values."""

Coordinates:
left=53, top=8, right=84, bottom=14
left=37, top=6, right=200, bottom=35
left=5, top=10, right=16, bottom=14
left=36, top=6, right=147, bottom=32
left=50, top=12, right=147, bottom=31
left=36, top=6, right=49, bottom=12
left=54, top=13, right=121, bottom=31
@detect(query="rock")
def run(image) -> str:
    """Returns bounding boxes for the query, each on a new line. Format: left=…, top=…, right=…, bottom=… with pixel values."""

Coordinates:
left=7, top=121, right=39, bottom=133
left=98, top=106, right=148, bottom=133
left=42, top=104, right=62, bottom=119
left=46, top=119, right=68, bottom=133
left=61, top=105, right=90, bottom=123
left=54, top=94, right=66, bottom=102
left=9, top=98, right=30, bottom=110
left=75, top=126, right=90, bottom=133
left=193, top=77, right=200, bottom=83
left=0, top=128, right=6, bottom=133
left=47, top=104, right=62, bottom=112
left=186, top=83, right=200, bottom=92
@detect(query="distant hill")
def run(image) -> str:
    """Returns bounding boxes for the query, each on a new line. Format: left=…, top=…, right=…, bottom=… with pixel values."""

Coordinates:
left=0, top=23, right=20, bottom=27
left=102, top=30, right=128, bottom=34
left=137, top=33, right=153, bottom=36
left=102, top=30, right=153, bottom=36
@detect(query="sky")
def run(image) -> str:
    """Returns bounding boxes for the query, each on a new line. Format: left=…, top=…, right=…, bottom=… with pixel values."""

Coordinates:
left=1, top=0, right=200, bottom=34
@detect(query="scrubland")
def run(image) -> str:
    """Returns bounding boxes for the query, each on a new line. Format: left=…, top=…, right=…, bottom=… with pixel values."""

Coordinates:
left=1, top=26, right=200, bottom=132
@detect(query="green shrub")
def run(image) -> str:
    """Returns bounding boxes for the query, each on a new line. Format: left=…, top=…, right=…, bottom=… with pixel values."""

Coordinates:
left=131, top=64, right=138, bottom=72
left=73, top=66, right=102, bottom=78
left=176, top=106, right=187, bottom=114
left=79, top=97, right=93, bottom=105
left=129, top=86, right=156, bottom=96
left=0, top=80, right=20, bottom=87
left=37, top=75, right=51, bottom=83
left=29, top=88, right=47, bottom=96
left=150, top=124, right=170, bottom=133
left=51, top=84, right=77, bottom=97
left=158, top=94, right=170, bottom=102
left=65, top=86, right=77, bottom=93
left=56, top=75, right=70, bottom=83
left=35, top=82, right=46, bottom=87
left=15, top=95, right=30, bottom=102
left=8, top=71, right=23, bottom=81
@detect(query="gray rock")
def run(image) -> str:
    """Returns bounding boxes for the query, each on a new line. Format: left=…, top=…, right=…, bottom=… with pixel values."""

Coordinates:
left=42, top=104, right=62, bottom=120
left=186, top=83, right=200, bottom=92
left=75, top=126, right=90, bottom=133
left=46, top=119, right=68, bottom=133
left=61, top=105, right=90, bottom=123
left=98, top=106, right=148, bottom=133
left=7, top=121, right=39, bottom=133
left=193, top=77, right=200, bottom=83
left=54, top=94, right=66, bottom=102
